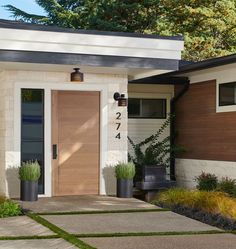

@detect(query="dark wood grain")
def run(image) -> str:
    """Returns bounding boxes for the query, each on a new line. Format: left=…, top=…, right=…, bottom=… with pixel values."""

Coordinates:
left=175, top=80, right=236, bottom=161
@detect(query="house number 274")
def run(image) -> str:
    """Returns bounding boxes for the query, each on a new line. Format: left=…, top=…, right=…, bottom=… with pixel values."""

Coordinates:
left=115, top=112, right=121, bottom=139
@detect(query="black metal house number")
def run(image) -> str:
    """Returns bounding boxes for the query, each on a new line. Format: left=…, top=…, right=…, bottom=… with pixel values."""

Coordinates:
left=115, top=112, right=121, bottom=139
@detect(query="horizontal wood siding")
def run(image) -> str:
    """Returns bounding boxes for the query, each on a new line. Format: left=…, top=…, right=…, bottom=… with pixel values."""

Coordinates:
left=175, top=80, right=236, bottom=161
left=128, top=119, right=169, bottom=144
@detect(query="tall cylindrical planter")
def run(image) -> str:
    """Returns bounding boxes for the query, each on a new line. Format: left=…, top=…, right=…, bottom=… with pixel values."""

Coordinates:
left=117, top=179, right=133, bottom=198
left=20, top=180, right=38, bottom=201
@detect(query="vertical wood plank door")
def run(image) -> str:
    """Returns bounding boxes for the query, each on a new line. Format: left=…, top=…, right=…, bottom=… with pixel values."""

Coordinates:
left=52, top=91, right=100, bottom=196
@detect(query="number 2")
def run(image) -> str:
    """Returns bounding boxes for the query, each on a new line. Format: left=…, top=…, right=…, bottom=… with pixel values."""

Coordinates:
left=116, top=112, right=121, bottom=120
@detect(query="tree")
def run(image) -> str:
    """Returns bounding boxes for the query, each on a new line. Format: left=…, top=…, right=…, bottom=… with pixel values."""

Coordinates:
left=5, top=0, right=236, bottom=61
left=5, top=0, right=159, bottom=32
left=154, top=0, right=236, bottom=61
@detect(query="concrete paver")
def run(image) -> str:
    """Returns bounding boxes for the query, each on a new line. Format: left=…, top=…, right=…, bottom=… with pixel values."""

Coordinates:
left=17, top=195, right=158, bottom=213
left=0, top=239, right=76, bottom=249
left=43, top=211, right=219, bottom=234
left=82, top=234, right=236, bottom=249
left=0, top=216, right=54, bottom=237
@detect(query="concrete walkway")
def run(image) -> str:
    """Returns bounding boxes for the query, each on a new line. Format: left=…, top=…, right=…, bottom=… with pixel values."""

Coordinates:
left=0, top=239, right=76, bottom=249
left=82, top=234, right=236, bottom=249
left=43, top=211, right=219, bottom=234
left=1, top=196, right=235, bottom=249
left=0, top=216, right=54, bottom=237
left=17, top=195, right=158, bottom=213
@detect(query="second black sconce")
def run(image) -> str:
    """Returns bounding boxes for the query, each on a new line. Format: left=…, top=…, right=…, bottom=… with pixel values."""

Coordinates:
left=113, top=92, right=127, bottom=107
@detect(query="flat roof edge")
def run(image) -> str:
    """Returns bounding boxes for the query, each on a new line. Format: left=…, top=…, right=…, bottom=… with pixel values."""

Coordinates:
left=0, top=49, right=179, bottom=70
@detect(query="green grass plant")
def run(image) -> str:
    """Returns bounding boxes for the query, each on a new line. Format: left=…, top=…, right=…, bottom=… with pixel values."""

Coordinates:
left=19, top=160, right=41, bottom=181
left=217, top=177, right=236, bottom=197
left=115, top=162, right=135, bottom=179
left=0, top=196, right=21, bottom=218
left=153, top=188, right=236, bottom=219
left=195, top=172, right=218, bottom=191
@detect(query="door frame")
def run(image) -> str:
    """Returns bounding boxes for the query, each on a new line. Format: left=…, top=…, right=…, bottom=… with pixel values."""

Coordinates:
left=14, top=81, right=108, bottom=197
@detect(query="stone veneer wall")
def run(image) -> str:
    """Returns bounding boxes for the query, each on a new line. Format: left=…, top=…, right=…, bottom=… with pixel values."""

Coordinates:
left=0, top=70, right=127, bottom=197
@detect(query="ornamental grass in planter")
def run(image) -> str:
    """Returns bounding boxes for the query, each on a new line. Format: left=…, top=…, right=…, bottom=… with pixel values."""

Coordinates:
left=115, top=162, right=135, bottom=198
left=153, top=188, right=236, bottom=221
left=19, top=160, right=41, bottom=201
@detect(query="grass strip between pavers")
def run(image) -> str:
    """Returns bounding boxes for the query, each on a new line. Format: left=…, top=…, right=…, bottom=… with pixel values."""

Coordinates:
left=27, top=213, right=96, bottom=249
left=35, top=208, right=170, bottom=216
left=75, top=230, right=228, bottom=238
left=0, top=235, right=60, bottom=240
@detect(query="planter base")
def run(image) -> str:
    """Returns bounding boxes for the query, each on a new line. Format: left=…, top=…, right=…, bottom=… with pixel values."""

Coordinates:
left=20, top=181, right=38, bottom=202
left=117, top=179, right=133, bottom=198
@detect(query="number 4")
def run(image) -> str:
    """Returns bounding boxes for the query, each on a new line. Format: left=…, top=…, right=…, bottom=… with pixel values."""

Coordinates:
left=115, top=133, right=121, bottom=139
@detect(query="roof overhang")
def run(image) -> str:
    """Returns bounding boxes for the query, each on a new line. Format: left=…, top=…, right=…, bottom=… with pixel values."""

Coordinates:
left=0, top=19, right=184, bottom=79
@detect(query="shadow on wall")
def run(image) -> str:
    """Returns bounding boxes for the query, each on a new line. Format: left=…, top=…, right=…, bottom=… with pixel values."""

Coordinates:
left=103, top=165, right=116, bottom=195
left=0, top=170, right=6, bottom=197
left=6, top=166, right=20, bottom=198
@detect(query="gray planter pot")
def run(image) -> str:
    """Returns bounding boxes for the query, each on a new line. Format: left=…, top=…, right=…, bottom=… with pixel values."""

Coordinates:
left=117, top=179, right=133, bottom=198
left=20, top=180, right=38, bottom=201
left=143, top=165, right=166, bottom=182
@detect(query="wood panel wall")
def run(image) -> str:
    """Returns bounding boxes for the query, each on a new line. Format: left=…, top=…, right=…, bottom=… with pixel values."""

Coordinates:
left=175, top=80, right=236, bottom=161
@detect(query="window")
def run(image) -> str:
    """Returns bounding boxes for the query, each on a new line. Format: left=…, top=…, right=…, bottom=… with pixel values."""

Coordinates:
left=128, top=98, right=166, bottom=119
left=219, top=82, right=236, bottom=106
left=21, top=89, right=44, bottom=194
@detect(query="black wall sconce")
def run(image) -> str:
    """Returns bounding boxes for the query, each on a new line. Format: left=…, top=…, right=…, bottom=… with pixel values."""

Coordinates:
left=113, top=92, right=127, bottom=107
left=71, top=68, right=84, bottom=82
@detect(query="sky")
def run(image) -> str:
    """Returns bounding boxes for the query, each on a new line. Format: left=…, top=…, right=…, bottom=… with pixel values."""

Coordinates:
left=0, top=0, right=45, bottom=20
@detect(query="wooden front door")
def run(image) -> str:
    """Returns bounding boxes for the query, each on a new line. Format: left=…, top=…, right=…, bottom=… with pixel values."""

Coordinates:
left=52, top=91, right=100, bottom=196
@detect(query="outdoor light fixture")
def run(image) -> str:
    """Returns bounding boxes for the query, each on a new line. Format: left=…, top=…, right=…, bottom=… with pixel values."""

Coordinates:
left=113, top=92, right=127, bottom=107
left=71, top=68, right=84, bottom=82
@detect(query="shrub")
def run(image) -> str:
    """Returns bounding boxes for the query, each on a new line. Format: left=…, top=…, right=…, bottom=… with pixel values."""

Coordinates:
left=153, top=188, right=236, bottom=219
left=0, top=196, right=21, bottom=218
left=195, top=172, right=218, bottom=191
left=19, top=160, right=41, bottom=181
left=217, top=177, right=236, bottom=197
left=115, top=162, right=135, bottom=180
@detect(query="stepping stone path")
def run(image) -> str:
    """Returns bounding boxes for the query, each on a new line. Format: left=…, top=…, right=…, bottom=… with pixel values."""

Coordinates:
left=0, top=197, right=235, bottom=249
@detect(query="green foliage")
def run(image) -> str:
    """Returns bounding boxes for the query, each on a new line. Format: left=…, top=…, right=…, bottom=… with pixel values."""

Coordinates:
left=153, top=188, right=236, bottom=219
left=19, top=160, right=41, bottom=181
left=0, top=196, right=22, bottom=218
left=115, top=162, right=135, bottom=180
left=128, top=115, right=184, bottom=181
left=154, top=0, right=236, bottom=61
left=5, top=0, right=236, bottom=61
left=195, top=172, right=218, bottom=191
left=217, top=177, right=236, bottom=197
left=4, top=1, right=159, bottom=32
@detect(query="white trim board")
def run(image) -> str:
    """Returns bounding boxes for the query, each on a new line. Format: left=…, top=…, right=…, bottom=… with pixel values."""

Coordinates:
left=0, top=28, right=183, bottom=60
left=14, top=82, right=108, bottom=197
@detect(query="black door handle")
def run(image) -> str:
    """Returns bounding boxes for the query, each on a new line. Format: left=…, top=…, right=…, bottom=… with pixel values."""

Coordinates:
left=53, top=144, right=58, bottom=159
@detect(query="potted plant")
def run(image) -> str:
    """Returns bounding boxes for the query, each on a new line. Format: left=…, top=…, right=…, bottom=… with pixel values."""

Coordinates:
left=128, top=115, right=185, bottom=185
left=115, top=162, right=135, bottom=198
left=19, top=160, right=41, bottom=201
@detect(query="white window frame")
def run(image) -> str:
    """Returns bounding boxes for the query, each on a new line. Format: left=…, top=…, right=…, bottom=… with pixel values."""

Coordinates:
left=128, top=92, right=171, bottom=119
